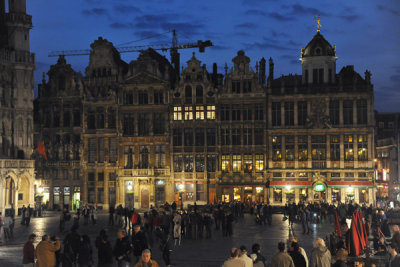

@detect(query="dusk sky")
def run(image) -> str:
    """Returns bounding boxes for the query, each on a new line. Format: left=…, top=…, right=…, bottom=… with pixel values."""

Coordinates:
left=26, top=0, right=400, bottom=112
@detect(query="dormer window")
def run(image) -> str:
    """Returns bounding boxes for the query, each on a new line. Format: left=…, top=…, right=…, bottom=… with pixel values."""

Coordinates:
left=315, top=48, right=321, bottom=55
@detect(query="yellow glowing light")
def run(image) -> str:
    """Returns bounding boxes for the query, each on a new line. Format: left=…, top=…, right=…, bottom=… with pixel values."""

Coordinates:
left=347, top=186, right=353, bottom=193
left=286, top=185, right=292, bottom=191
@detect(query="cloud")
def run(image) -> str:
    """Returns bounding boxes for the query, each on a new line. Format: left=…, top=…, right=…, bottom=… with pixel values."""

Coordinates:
left=271, top=30, right=289, bottom=38
left=243, top=39, right=294, bottom=51
left=113, top=4, right=141, bottom=14
left=390, top=66, right=400, bottom=82
left=377, top=5, right=400, bottom=16
left=82, top=8, right=109, bottom=17
left=245, top=9, right=266, bottom=16
left=235, top=31, right=251, bottom=37
left=290, top=4, right=328, bottom=16
left=110, top=22, right=134, bottom=29
left=268, top=12, right=296, bottom=21
left=235, top=23, right=257, bottom=29
left=211, top=45, right=231, bottom=51
left=338, top=15, right=360, bottom=22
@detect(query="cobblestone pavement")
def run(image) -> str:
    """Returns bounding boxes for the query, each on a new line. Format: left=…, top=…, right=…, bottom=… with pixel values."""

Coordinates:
left=0, top=212, right=334, bottom=267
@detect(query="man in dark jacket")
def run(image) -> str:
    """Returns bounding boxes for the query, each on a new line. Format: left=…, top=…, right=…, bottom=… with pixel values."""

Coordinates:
left=22, top=234, right=36, bottom=265
left=113, top=229, right=131, bottom=267
left=63, top=228, right=80, bottom=267
left=96, top=230, right=113, bottom=267
left=132, top=225, right=148, bottom=263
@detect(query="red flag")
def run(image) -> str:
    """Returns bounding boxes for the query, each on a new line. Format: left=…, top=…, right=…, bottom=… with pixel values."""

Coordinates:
left=335, top=211, right=342, bottom=238
left=349, top=213, right=362, bottom=256
left=36, top=141, right=48, bottom=161
left=356, top=211, right=366, bottom=249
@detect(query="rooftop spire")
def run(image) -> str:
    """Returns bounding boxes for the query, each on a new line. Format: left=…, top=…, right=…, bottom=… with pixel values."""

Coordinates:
left=315, top=15, right=322, bottom=33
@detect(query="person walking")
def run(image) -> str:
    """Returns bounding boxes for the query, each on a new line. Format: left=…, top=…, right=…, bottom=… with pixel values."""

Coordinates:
left=239, top=246, right=253, bottom=267
left=90, top=206, right=97, bottom=225
left=309, top=238, right=331, bottom=267
left=271, top=242, right=294, bottom=267
left=134, top=249, right=159, bottom=267
left=22, top=234, right=36, bottom=267
left=62, top=228, right=80, bottom=267
left=222, top=248, right=246, bottom=267
left=132, top=225, right=148, bottom=263
left=25, top=205, right=32, bottom=226
left=95, top=230, right=113, bottom=267
left=113, top=229, right=132, bottom=267
left=35, top=234, right=61, bottom=267
left=83, top=205, right=89, bottom=225
left=77, top=235, right=93, bottom=267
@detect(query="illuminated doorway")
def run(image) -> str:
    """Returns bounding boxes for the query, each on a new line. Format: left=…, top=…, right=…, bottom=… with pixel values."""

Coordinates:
left=73, top=187, right=80, bottom=210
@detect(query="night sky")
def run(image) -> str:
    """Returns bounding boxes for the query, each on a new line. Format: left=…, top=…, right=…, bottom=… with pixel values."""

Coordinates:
left=25, top=0, right=400, bottom=112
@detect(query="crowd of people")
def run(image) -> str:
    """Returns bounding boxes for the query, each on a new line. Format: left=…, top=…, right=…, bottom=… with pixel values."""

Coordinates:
left=1, top=199, right=400, bottom=266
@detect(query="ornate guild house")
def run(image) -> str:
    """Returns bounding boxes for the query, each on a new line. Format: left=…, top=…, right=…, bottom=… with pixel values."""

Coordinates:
left=34, top=27, right=376, bottom=209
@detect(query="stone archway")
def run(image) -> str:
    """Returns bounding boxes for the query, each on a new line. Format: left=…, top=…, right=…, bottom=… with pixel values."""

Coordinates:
left=5, top=176, right=16, bottom=207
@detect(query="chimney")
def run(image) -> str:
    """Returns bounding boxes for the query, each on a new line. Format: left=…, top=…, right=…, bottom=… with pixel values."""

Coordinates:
left=259, top=57, right=266, bottom=85
left=212, top=63, right=218, bottom=87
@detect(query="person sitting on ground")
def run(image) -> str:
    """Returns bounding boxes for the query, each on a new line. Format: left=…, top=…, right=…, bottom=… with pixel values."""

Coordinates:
left=332, top=248, right=347, bottom=267
left=310, top=238, right=331, bottom=267
left=134, top=249, right=159, bottom=267
left=271, top=242, right=294, bottom=267
left=222, top=248, right=246, bottom=267
left=288, top=242, right=306, bottom=267
left=239, top=245, right=253, bottom=267
left=250, top=243, right=266, bottom=267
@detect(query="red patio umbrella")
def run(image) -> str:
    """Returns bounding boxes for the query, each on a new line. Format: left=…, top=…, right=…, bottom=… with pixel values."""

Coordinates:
left=348, top=212, right=362, bottom=256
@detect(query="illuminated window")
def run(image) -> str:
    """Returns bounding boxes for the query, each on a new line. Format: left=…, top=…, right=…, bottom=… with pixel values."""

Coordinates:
left=300, top=140, right=311, bottom=162
left=195, top=106, right=204, bottom=120
left=244, top=155, right=252, bottom=173
left=222, top=155, right=230, bottom=173
left=272, top=136, right=282, bottom=161
left=274, top=188, right=282, bottom=203
left=330, top=135, right=340, bottom=161
left=184, top=106, right=193, bottom=120
left=311, top=135, right=326, bottom=160
left=344, top=135, right=354, bottom=161
left=232, top=155, right=241, bottom=172
left=285, top=136, right=295, bottom=161
left=358, top=135, right=368, bottom=161
left=206, top=106, right=216, bottom=120
left=173, top=106, right=182, bottom=121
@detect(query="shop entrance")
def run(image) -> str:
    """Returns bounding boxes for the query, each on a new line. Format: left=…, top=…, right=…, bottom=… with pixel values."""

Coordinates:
left=141, top=188, right=149, bottom=209
left=313, top=183, right=326, bottom=202
left=243, top=187, right=253, bottom=202
left=125, top=180, right=134, bottom=209
left=155, top=180, right=165, bottom=208
left=73, top=187, right=80, bottom=211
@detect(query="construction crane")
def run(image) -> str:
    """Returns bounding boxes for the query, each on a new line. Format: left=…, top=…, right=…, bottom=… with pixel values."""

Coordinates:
left=48, top=30, right=213, bottom=76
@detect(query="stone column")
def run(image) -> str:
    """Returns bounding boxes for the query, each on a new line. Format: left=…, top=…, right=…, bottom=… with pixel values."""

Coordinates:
left=327, top=188, right=332, bottom=203
left=294, top=136, right=299, bottom=169
left=354, top=188, right=359, bottom=204
left=308, top=135, right=312, bottom=168
left=281, top=101, right=285, bottom=127
left=104, top=172, right=109, bottom=209
left=295, top=188, right=300, bottom=204
left=341, top=189, right=346, bottom=203
left=268, top=101, right=272, bottom=128
left=353, top=99, right=357, bottom=125
left=294, top=101, right=298, bottom=126
left=308, top=187, right=313, bottom=203
left=327, top=135, right=331, bottom=168
left=340, top=135, right=344, bottom=169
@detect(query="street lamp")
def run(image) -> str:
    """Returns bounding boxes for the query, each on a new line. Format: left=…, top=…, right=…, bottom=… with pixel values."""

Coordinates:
left=286, top=185, right=292, bottom=191
left=38, top=187, right=44, bottom=194
left=347, top=185, right=353, bottom=193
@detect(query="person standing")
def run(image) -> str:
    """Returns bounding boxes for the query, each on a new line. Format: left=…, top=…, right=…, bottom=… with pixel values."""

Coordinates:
left=288, top=242, right=306, bottom=267
left=388, top=243, right=400, bottom=267
left=22, top=234, right=36, bottom=267
left=3, top=214, right=12, bottom=241
left=309, top=238, right=331, bottom=267
left=250, top=243, right=266, bottom=267
left=226, top=210, right=234, bottom=237
left=391, top=225, right=400, bottom=249
left=113, top=229, right=132, bottom=267
left=21, top=205, right=26, bottom=225
left=132, top=225, right=148, bottom=263
left=63, top=228, right=80, bottom=267
left=134, top=249, right=159, bottom=267
left=35, top=234, right=61, bottom=267
left=239, top=246, right=253, bottom=267
left=83, top=205, right=89, bottom=225
left=77, top=235, right=93, bottom=267
left=95, top=231, right=113, bottom=267
left=109, top=205, right=115, bottom=226
left=173, top=211, right=182, bottom=246
left=25, top=205, right=32, bottom=226
left=222, top=248, right=246, bottom=267
left=271, top=242, right=294, bottom=267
